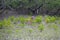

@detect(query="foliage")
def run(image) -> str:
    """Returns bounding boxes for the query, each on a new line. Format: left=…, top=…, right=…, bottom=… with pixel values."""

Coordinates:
left=52, top=24, right=58, bottom=30
left=2, top=18, right=11, bottom=27
left=0, top=18, right=12, bottom=29
left=19, top=23, right=25, bottom=28
left=29, top=29, right=33, bottom=33
left=19, top=16, right=26, bottom=23
left=6, top=30, right=12, bottom=34
left=45, top=16, right=56, bottom=23
left=38, top=24, right=44, bottom=32
left=8, top=16, right=15, bottom=21
left=0, top=0, right=60, bottom=15
left=15, top=29, right=20, bottom=33
left=45, top=0, right=60, bottom=10
left=34, top=16, right=42, bottom=23
left=0, top=21, right=3, bottom=29
left=1, top=0, right=60, bottom=9
left=0, top=0, right=43, bottom=9
left=48, top=24, right=58, bottom=30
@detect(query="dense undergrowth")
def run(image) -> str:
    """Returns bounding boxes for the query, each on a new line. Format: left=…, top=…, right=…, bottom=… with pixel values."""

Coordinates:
left=0, top=0, right=60, bottom=15
left=0, top=15, right=60, bottom=30
left=0, top=15, right=60, bottom=40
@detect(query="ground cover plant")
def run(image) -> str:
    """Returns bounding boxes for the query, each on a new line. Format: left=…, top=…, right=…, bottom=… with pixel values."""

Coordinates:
left=45, top=16, right=57, bottom=23
left=0, top=15, right=60, bottom=40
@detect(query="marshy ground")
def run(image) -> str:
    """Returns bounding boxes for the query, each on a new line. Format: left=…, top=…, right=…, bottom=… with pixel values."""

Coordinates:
left=0, top=15, right=60, bottom=40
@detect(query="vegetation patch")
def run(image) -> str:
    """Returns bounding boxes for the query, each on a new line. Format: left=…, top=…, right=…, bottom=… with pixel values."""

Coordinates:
left=0, top=15, right=60, bottom=40
left=45, top=16, right=57, bottom=23
left=38, top=24, right=44, bottom=32
left=33, top=16, right=42, bottom=23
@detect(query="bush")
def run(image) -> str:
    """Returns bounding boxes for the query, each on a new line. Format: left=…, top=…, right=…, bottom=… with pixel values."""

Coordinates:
left=45, top=16, right=56, bottom=23
left=0, top=0, right=60, bottom=15
left=19, top=16, right=26, bottom=23
left=34, top=16, right=42, bottom=23
left=0, top=21, right=3, bottom=29
left=2, top=18, right=12, bottom=27
left=38, top=24, right=44, bottom=32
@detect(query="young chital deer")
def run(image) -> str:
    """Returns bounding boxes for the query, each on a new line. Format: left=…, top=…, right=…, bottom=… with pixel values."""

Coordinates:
left=27, top=16, right=35, bottom=25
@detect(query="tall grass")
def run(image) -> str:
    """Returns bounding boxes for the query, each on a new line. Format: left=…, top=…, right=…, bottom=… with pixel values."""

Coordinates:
left=45, top=16, right=56, bottom=23
left=33, top=16, right=42, bottom=23
left=38, top=24, right=44, bottom=32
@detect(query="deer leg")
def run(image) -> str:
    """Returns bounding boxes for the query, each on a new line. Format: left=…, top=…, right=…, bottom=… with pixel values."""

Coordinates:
left=36, top=9, right=39, bottom=14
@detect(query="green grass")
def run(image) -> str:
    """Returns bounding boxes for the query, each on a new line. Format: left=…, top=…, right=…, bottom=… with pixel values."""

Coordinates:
left=48, top=23, right=58, bottom=30
left=38, top=24, right=44, bottom=32
left=0, top=18, right=12, bottom=29
left=6, top=30, right=12, bottom=34
left=0, top=15, right=60, bottom=40
left=19, top=16, right=26, bottom=23
left=0, top=21, right=3, bottom=29
left=52, top=24, right=58, bottom=30
left=29, top=29, right=33, bottom=33
left=8, top=16, right=15, bottom=21
left=0, top=15, right=59, bottom=29
left=45, top=16, right=56, bottom=23
left=15, top=29, right=21, bottom=33
left=3, top=18, right=12, bottom=27
left=19, top=23, right=26, bottom=28
left=33, top=16, right=42, bottom=23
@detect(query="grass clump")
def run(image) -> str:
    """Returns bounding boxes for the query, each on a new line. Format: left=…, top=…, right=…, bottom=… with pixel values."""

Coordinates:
left=8, top=16, right=15, bottom=21
left=6, top=30, right=12, bottom=34
left=2, top=18, right=12, bottom=27
left=0, top=18, right=12, bottom=29
left=51, top=24, right=58, bottom=30
left=8, top=16, right=19, bottom=23
left=0, top=21, right=3, bottom=29
left=29, top=29, right=33, bottom=33
left=48, top=23, right=58, bottom=31
left=38, top=24, right=44, bottom=32
left=52, top=24, right=58, bottom=30
left=19, top=16, right=26, bottom=23
left=45, top=16, right=56, bottom=23
left=15, top=29, right=20, bottom=33
left=19, top=23, right=25, bottom=28
left=34, top=16, right=42, bottom=23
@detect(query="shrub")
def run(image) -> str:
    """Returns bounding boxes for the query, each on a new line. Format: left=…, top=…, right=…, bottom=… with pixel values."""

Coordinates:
left=45, top=16, right=56, bottom=23
left=0, top=21, right=3, bottom=29
left=19, top=23, right=25, bottom=28
left=6, top=30, right=12, bottom=34
left=48, top=24, right=58, bottom=30
left=51, top=24, right=58, bottom=30
left=8, top=16, right=15, bottom=21
left=2, top=18, right=11, bottom=27
left=34, top=16, right=42, bottom=23
left=29, top=29, right=33, bottom=33
left=19, top=16, right=26, bottom=23
left=38, top=24, right=44, bottom=32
